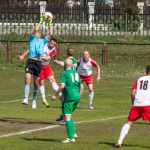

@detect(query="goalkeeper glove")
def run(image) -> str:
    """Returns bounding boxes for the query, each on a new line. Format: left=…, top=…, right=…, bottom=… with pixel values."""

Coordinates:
left=47, top=19, right=53, bottom=26
left=40, top=14, right=46, bottom=25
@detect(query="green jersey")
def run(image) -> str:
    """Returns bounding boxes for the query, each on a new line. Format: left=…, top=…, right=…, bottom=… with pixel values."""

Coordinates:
left=63, top=57, right=77, bottom=70
left=60, top=69, right=81, bottom=102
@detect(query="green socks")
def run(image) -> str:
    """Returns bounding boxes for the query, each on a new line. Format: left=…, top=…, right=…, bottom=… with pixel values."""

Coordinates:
left=66, top=120, right=74, bottom=140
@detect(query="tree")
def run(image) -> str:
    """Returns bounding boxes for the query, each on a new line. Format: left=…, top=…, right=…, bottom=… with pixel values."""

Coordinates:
left=113, top=0, right=139, bottom=14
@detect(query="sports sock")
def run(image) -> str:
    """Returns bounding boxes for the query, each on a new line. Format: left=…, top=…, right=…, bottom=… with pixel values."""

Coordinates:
left=39, top=85, right=46, bottom=102
left=51, top=82, right=59, bottom=91
left=88, top=91, right=94, bottom=106
left=32, top=85, right=38, bottom=101
left=24, top=84, right=30, bottom=100
left=117, top=123, right=130, bottom=145
left=71, top=118, right=75, bottom=135
left=66, top=120, right=74, bottom=140
left=51, top=82, right=62, bottom=97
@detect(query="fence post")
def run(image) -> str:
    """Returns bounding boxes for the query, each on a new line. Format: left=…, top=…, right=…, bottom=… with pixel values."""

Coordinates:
left=6, top=41, right=13, bottom=63
left=102, top=42, right=108, bottom=66
left=137, top=2, right=144, bottom=31
left=88, top=1, right=95, bottom=29
left=39, top=1, right=46, bottom=17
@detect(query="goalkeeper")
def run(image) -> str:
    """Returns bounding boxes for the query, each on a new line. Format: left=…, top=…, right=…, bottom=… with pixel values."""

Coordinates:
left=20, top=13, right=53, bottom=109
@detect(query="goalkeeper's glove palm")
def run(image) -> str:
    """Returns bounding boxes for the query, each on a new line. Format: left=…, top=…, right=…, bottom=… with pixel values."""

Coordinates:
left=40, top=15, right=46, bottom=25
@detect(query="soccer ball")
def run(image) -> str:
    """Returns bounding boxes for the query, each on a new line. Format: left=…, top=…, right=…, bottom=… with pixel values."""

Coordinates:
left=44, top=12, right=53, bottom=20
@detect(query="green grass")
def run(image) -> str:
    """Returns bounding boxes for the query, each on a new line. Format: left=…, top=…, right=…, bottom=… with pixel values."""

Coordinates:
left=0, top=66, right=150, bottom=150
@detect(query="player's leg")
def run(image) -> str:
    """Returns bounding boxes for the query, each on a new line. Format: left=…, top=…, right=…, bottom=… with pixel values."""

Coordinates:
left=38, top=66, right=50, bottom=107
left=87, top=84, right=94, bottom=110
left=31, top=60, right=42, bottom=109
left=48, top=76, right=64, bottom=120
left=32, top=76, right=39, bottom=109
left=56, top=101, right=65, bottom=124
left=43, top=65, right=62, bottom=97
left=48, top=76, right=60, bottom=93
left=22, top=59, right=34, bottom=105
left=64, top=114, right=75, bottom=141
left=115, top=121, right=132, bottom=148
left=63, top=101, right=79, bottom=143
left=115, top=106, right=140, bottom=148
left=44, top=64, right=60, bottom=94
left=39, top=79, right=50, bottom=107
left=22, top=72, right=32, bottom=105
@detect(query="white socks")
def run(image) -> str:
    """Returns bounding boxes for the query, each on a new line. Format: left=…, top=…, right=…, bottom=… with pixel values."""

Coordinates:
left=88, top=91, right=94, bottom=106
left=117, top=123, right=130, bottom=145
left=51, top=82, right=59, bottom=91
left=39, top=85, right=46, bottom=102
left=51, top=82, right=62, bottom=97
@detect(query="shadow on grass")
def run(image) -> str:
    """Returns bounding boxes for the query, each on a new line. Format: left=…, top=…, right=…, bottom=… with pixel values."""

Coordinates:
left=134, top=122, right=150, bottom=125
left=98, top=141, right=150, bottom=149
left=21, top=137, right=61, bottom=143
left=0, top=117, right=58, bottom=125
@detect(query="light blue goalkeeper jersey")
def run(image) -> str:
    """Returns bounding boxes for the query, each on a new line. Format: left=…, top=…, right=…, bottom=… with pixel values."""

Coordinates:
left=29, top=35, right=48, bottom=59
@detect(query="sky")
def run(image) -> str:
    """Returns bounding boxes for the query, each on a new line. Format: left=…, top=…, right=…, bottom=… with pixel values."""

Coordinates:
left=105, top=0, right=113, bottom=5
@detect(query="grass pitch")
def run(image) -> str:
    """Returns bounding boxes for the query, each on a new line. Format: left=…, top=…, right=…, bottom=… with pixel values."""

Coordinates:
left=0, top=66, right=150, bottom=150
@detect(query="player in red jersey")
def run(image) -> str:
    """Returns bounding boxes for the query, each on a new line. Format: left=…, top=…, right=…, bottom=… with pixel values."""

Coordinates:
left=115, top=65, right=150, bottom=148
left=39, top=38, right=61, bottom=108
left=77, top=50, right=100, bottom=110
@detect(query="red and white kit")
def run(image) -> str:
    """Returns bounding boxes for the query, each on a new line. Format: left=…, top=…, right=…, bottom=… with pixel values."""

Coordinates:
left=77, top=58, right=98, bottom=85
left=128, top=75, right=150, bottom=121
left=40, top=43, right=57, bottom=80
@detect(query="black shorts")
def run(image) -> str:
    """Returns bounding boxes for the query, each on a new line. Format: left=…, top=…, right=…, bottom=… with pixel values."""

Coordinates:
left=25, top=59, right=42, bottom=77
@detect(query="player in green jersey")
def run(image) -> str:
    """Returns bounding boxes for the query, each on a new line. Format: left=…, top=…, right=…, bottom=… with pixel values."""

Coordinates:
left=54, top=48, right=77, bottom=123
left=51, top=58, right=83, bottom=143
left=54, top=48, right=77, bottom=70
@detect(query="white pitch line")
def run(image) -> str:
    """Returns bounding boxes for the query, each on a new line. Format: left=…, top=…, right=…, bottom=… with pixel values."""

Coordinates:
left=0, top=115, right=127, bottom=138
left=0, top=125, right=59, bottom=138
left=0, top=100, right=21, bottom=104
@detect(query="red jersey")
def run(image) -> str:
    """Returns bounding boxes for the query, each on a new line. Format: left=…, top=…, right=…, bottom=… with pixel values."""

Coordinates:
left=42, top=43, right=57, bottom=66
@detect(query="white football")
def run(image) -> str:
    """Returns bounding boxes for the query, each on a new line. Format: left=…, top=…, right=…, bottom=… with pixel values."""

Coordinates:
left=45, top=12, right=53, bottom=20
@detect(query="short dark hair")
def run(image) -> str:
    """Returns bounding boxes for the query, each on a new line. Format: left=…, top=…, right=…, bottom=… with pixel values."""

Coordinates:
left=146, top=65, right=150, bottom=74
left=67, top=48, right=74, bottom=56
left=50, top=38, right=57, bottom=43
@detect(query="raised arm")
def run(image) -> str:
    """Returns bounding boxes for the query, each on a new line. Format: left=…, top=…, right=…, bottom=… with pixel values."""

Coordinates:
left=46, top=26, right=53, bottom=40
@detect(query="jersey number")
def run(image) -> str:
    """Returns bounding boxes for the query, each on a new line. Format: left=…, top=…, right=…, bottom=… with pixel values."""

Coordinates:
left=140, top=80, right=148, bottom=90
left=71, top=73, right=79, bottom=82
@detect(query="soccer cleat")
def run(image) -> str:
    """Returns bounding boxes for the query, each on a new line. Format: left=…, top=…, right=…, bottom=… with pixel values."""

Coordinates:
left=32, top=100, right=36, bottom=109
left=62, top=138, right=75, bottom=144
left=56, top=115, right=64, bottom=121
left=60, top=120, right=65, bottom=125
left=115, top=143, right=122, bottom=148
left=89, top=105, right=94, bottom=110
left=74, top=133, right=78, bottom=139
left=22, top=99, right=28, bottom=105
left=43, top=100, right=50, bottom=108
